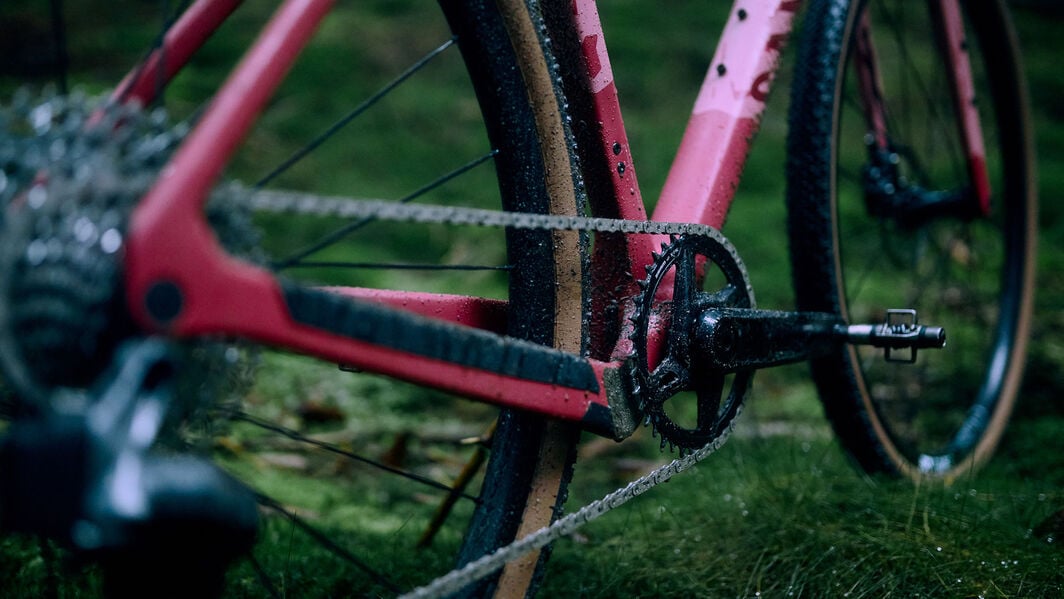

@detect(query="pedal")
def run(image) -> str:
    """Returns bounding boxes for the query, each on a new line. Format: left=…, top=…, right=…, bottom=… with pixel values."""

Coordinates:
left=692, top=308, right=945, bottom=373
left=842, top=309, right=946, bottom=363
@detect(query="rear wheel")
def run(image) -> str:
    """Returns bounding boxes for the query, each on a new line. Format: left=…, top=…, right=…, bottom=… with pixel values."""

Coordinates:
left=447, top=2, right=586, bottom=595
left=786, top=0, right=1036, bottom=480
left=0, top=0, right=587, bottom=595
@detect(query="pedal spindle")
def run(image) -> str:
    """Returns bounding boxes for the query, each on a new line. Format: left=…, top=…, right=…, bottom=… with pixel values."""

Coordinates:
left=841, top=308, right=945, bottom=363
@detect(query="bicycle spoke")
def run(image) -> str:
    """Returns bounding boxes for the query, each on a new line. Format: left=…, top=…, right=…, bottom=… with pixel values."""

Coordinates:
left=876, top=4, right=964, bottom=178
left=113, top=0, right=191, bottom=106
left=47, top=0, right=68, bottom=94
left=254, top=37, right=457, bottom=189
left=285, top=261, right=510, bottom=272
left=417, top=435, right=490, bottom=549
left=255, top=492, right=401, bottom=593
left=271, top=149, right=498, bottom=270
left=227, top=410, right=481, bottom=502
left=246, top=552, right=284, bottom=599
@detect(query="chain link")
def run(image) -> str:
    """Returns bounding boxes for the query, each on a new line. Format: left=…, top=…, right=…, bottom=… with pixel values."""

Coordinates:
left=242, top=186, right=727, bottom=240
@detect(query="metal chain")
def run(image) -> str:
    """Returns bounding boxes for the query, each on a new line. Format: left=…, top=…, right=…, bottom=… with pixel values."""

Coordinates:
left=237, top=185, right=745, bottom=597
left=240, top=186, right=729, bottom=240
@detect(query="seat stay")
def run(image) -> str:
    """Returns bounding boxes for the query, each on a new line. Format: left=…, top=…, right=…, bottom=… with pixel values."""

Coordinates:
left=112, top=0, right=246, bottom=106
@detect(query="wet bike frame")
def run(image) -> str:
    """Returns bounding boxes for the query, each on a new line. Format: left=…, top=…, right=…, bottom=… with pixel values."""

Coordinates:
left=117, top=0, right=988, bottom=439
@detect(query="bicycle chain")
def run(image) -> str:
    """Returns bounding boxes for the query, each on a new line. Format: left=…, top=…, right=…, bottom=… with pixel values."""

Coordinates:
left=236, top=186, right=750, bottom=597
left=241, top=187, right=738, bottom=241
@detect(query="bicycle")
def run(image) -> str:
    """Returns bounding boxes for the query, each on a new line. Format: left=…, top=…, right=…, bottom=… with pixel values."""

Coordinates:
left=0, top=0, right=1036, bottom=596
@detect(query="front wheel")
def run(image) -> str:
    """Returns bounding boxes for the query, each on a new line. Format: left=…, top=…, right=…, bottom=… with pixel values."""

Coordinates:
left=786, top=0, right=1037, bottom=480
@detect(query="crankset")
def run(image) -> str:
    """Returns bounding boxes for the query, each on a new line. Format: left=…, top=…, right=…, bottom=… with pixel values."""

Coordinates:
left=629, top=235, right=946, bottom=452
left=697, top=307, right=946, bottom=370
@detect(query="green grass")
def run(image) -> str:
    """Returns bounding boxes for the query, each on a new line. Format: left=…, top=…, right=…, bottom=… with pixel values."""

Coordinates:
left=546, top=431, right=1064, bottom=597
left=0, top=0, right=1062, bottom=597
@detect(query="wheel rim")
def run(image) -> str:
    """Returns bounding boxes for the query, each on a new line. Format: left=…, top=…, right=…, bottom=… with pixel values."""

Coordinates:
left=0, top=0, right=585, bottom=594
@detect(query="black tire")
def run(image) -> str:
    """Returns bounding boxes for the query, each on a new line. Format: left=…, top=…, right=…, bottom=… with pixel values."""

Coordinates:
left=786, top=0, right=1036, bottom=480
left=443, top=2, right=586, bottom=595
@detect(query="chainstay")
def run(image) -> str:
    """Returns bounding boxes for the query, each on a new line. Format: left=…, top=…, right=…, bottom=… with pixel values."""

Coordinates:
left=400, top=406, right=742, bottom=599
left=243, top=187, right=730, bottom=241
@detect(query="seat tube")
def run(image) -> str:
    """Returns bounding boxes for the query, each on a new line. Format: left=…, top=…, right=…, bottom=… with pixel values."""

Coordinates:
left=654, top=0, right=801, bottom=233
left=652, top=0, right=800, bottom=298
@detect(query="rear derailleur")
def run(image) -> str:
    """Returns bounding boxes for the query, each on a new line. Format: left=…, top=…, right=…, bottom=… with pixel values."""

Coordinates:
left=0, top=339, right=258, bottom=597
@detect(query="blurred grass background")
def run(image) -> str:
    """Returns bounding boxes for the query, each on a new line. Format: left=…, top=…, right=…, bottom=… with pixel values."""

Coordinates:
left=0, top=0, right=1061, bottom=596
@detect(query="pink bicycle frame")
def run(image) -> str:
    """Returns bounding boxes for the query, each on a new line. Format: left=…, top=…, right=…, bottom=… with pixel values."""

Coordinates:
left=120, top=0, right=986, bottom=439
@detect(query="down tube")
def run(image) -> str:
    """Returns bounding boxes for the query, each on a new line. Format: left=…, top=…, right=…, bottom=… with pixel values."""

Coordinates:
left=653, top=0, right=801, bottom=230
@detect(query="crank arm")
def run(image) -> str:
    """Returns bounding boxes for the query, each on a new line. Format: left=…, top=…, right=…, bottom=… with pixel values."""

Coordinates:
left=695, top=307, right=945, bottom=373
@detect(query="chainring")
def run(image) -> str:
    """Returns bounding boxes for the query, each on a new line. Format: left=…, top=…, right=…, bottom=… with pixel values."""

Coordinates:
left=628, top=234, right=756, bottom=453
